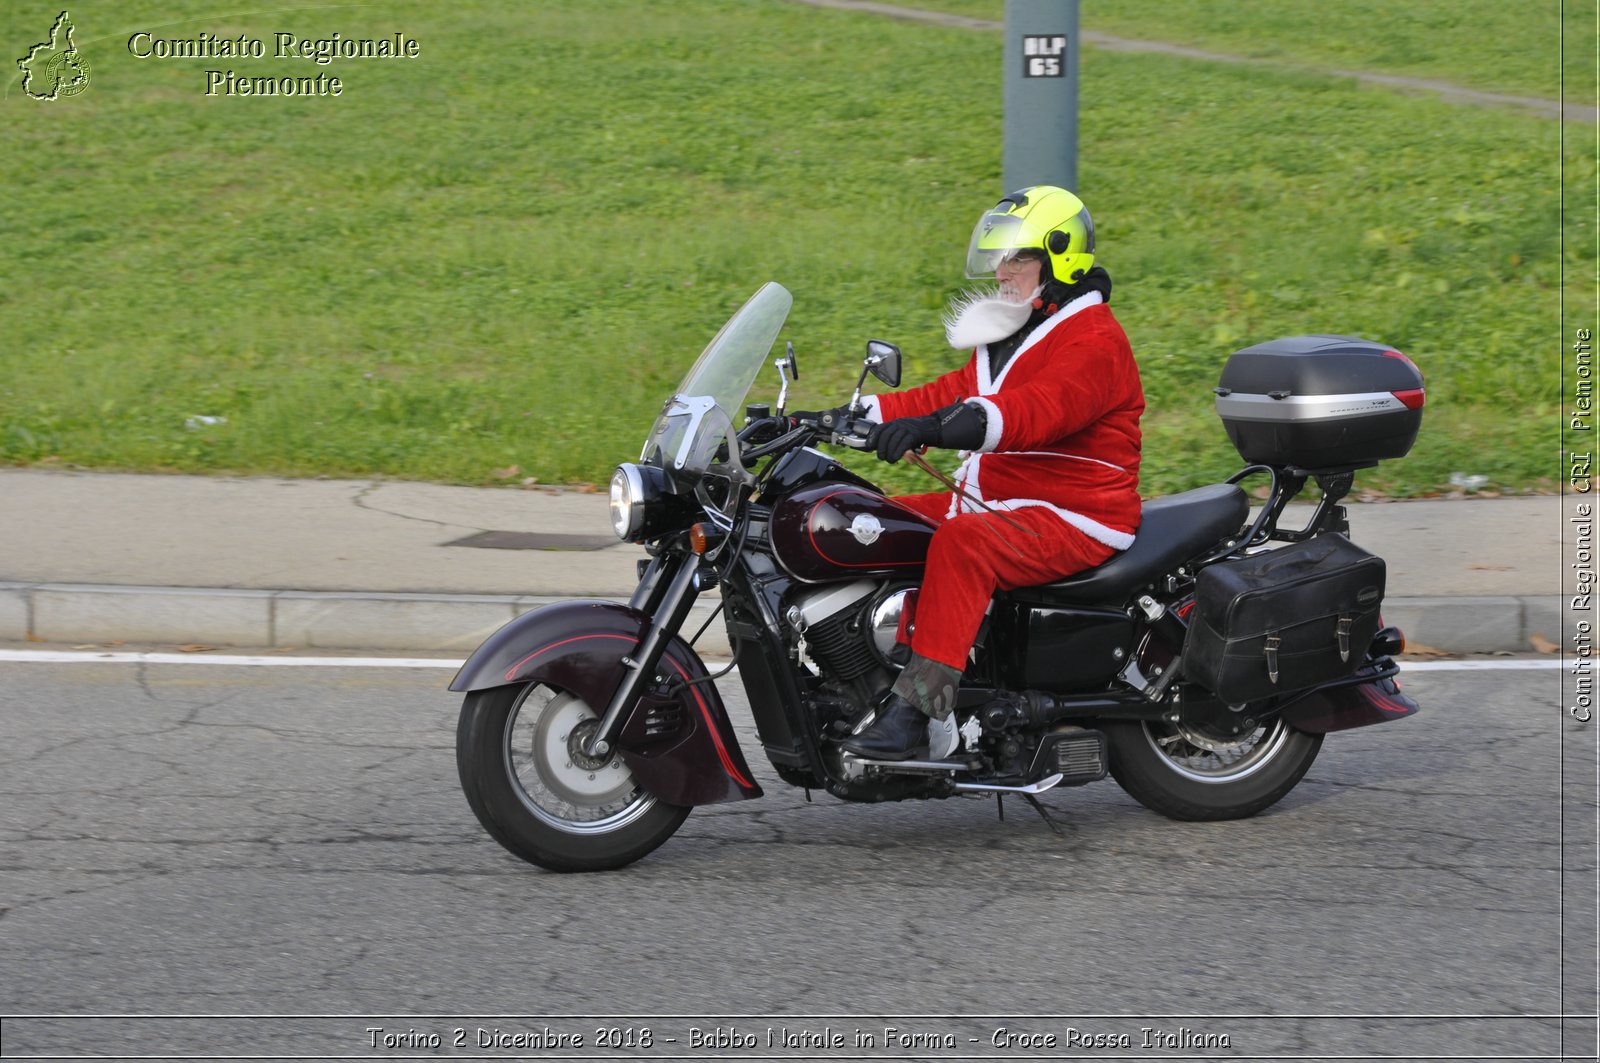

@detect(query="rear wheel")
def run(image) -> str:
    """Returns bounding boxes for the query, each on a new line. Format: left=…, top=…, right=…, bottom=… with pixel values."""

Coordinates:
left=456, top=682, right=690, bottom=872
left=1102, top=714, right=1321, bottom=821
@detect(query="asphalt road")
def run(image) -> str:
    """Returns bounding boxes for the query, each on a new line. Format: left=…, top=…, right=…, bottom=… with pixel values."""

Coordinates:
left=1, top=659, right=1594, bottom=1062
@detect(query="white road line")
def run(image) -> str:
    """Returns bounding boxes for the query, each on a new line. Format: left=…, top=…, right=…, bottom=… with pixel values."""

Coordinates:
left=0, top=649, right=465, bottom=669
left=0, top=649, right=1576, bottom=672
left=1399, top=659, right=1570, bottom=671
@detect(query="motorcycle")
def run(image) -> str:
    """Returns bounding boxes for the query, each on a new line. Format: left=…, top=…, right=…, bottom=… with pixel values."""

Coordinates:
left=453, top=282, right=1426, bottom=872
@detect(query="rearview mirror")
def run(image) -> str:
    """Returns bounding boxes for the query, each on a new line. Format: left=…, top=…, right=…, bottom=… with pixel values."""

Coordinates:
left=865, top=340, right=901, bottom=388
left=773, top=341, right=799, bottom=415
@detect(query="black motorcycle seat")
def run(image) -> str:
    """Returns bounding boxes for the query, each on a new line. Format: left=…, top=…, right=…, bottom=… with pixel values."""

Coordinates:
left=1008, top=483, right=1249, bottom=606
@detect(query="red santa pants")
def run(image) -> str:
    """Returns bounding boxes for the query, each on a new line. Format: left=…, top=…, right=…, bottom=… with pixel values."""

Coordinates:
left=891, top=492, right=1120, bottom=672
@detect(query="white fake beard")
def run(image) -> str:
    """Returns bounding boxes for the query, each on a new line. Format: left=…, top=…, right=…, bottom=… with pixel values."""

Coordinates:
left=942, top=284, right=1042, bottom=349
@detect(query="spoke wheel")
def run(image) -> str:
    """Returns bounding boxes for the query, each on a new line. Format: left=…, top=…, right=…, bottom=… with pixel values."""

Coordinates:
left=1102, top=713, right=1321, bottom=822
left=1143, top=717, right=1294, bottom=783
left=508, top=688, right=653, bottom=833
left=457, top=683, right=690, bottom=872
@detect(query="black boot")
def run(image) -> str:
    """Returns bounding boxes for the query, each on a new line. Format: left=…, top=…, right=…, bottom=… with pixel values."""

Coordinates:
left=840, top=693, right=930, bottom=761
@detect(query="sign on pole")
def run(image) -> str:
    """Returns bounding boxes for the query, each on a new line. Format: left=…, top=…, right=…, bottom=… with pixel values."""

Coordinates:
left=1003, top=0, right=1080, bottom=193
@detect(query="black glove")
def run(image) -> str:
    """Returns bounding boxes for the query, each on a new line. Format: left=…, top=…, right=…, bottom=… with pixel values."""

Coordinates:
left=869, top=402, right=987, bottom=463
left=870, top=415, right=940, bottom=462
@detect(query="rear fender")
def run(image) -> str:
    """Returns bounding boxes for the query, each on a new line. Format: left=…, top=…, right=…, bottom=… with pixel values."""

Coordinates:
left=450, top=599, right=762, bottom=805
left=1281, top=625, right=1419, bottom=734
left=1281, top=669, right=1420, bottom=734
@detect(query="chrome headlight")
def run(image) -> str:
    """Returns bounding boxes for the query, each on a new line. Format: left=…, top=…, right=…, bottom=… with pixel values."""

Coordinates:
left=610, top=463, right=694, bottom=542
left=610, top=464, right=646, bottom=540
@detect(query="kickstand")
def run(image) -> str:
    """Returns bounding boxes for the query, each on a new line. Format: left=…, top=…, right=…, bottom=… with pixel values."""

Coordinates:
left=1022, top=793, right=1064, bottom=837
left=995, top=793, right=1004, bottom=821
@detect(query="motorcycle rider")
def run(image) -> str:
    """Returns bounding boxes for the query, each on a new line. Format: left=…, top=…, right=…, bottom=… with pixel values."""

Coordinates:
left=839, top=185, right=1145, bottom=760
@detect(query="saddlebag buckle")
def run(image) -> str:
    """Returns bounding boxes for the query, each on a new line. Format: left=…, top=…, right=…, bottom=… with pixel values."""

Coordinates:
left=1337, top=615, right=1353, bottom=662
left=1264, top=633, right=1281, bottom=684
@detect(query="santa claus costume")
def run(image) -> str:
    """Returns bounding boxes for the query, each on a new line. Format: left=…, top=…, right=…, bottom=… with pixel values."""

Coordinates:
left=840, top=184, right=1144, bottom=761
left=865, top=285, right=1144, bottom=673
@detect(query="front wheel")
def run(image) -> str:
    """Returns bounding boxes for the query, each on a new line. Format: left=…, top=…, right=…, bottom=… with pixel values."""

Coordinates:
left=456, top=682, right=690, bottom=872
left=1101, top=714, right=1322, bottom=821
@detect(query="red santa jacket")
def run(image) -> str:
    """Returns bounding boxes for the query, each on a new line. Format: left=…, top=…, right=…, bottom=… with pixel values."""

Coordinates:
left=864, top=291, right=1144, bottom=550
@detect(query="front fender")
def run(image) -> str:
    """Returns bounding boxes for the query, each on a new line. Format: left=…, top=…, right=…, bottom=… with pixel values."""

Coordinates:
left=450, top=599, right=762, bottom=806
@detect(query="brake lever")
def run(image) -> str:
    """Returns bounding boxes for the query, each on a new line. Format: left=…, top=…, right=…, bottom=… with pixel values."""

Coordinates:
left=831, top=416, right=876, bottom=450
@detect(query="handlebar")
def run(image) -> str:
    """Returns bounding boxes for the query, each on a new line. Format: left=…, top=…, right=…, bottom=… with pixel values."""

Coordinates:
left=737, top=412, right=878, bottom=466
left=805, top=408, right=877, bottom=450
left=736, top=416, right=785, bottom=446
left=831, top=416, right=876, bottom=450
left=739, top=420, right=813, bottom=463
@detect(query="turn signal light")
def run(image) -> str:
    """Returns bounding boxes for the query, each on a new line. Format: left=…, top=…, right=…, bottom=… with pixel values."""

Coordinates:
left=688, top=522, right=728, bottom=555
left=1373, top=625, right=1406, bottom=657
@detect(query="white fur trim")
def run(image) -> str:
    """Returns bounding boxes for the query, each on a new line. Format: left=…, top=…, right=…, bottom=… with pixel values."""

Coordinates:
left=967, top=397, right=1004, bottom=453
left=993, top=498, right=1135, bottom=551
left=940, top=471, right=1135, bottom=549
left=983, top=290, right=1105, bottom=394
left=860, top=395, right=883, bottom=423
left=948, top=451, right=979, bottom=518
left=1005, top=449, right=1128, bottom=473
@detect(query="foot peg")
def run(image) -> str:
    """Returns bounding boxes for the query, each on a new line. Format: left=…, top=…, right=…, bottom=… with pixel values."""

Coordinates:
left=952, top=773, right=1064, bottom=795
left=846, top=754, right=984, bottom=775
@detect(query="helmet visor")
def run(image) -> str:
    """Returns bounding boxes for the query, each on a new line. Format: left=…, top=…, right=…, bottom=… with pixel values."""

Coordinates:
left=964, top=212, right=1036, bottom=278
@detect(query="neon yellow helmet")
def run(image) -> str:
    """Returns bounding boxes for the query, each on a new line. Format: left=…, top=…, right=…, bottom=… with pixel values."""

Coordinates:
left=964, top=185, right=1096, bottom=284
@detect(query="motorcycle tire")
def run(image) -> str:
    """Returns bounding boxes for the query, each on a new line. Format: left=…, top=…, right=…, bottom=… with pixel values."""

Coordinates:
left=1101, top=715, right=1322, bottom=822
left=456, top=681, right=690, bottom=872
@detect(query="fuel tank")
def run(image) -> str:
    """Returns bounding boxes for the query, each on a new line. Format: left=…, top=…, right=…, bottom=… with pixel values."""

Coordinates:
left=769, top=481, right=936, bottom=584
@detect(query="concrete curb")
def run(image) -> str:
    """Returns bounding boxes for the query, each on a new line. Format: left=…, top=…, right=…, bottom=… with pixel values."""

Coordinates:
left=0, top=580, right=1562, bottom=657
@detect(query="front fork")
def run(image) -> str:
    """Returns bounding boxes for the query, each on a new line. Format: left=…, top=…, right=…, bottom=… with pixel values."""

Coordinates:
left=582, top=551, right=706, bottom=758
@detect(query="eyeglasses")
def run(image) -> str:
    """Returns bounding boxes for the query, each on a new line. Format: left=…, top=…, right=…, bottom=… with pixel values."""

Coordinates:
left=996, top=252, right=1045, bottom=272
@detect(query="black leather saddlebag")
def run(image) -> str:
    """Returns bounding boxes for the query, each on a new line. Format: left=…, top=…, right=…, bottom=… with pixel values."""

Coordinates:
left=1182, top=533, right=1385, bottom=704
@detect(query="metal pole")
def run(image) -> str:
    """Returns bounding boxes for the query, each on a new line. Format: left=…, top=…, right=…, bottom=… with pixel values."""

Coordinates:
left=1003, top=0, right=1080, bottom=193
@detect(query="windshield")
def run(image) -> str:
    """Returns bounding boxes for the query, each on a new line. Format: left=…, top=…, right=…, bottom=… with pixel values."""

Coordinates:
left=641, top=282, right=793, bottom=478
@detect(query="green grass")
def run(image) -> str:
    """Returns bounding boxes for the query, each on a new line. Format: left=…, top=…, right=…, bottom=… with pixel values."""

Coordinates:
left=1, top=0, right=1587, bottom=498
left=875, top=0, right=1579, bottom=103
